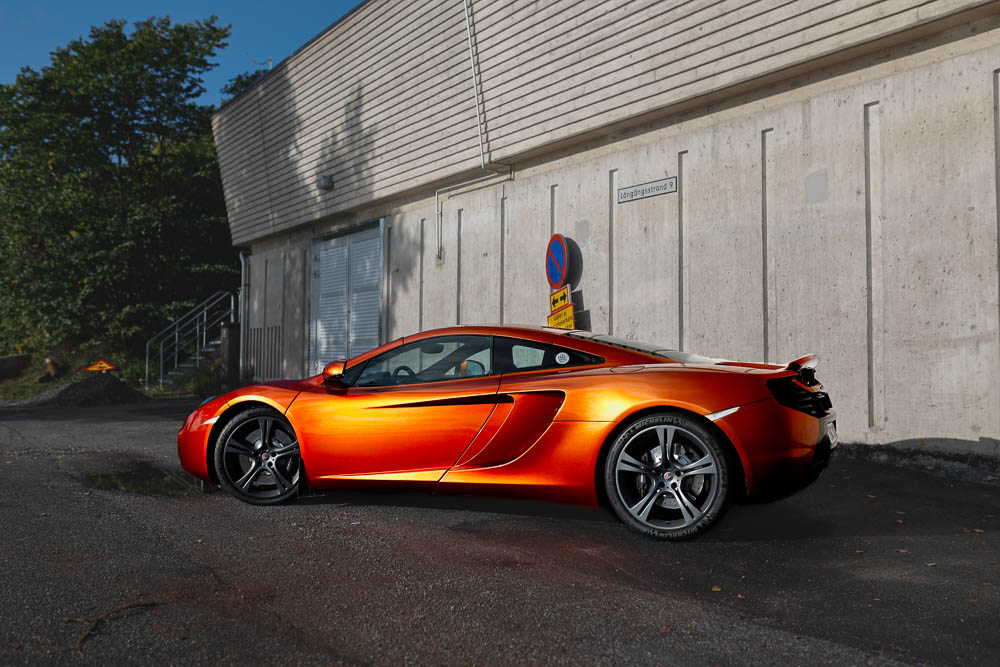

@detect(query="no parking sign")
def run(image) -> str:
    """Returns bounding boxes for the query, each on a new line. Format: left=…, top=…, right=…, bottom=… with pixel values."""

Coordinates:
left=545, top=234, right=569, bottom=290
left=545, top=234, right=575, bottom=329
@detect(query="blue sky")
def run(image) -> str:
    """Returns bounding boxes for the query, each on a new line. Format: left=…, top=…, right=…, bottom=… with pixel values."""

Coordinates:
left=0, top=0, right=363, bottom=106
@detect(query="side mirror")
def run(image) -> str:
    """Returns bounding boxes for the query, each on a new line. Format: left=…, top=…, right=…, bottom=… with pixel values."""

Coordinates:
left=322, top=360, right=346, bottom=385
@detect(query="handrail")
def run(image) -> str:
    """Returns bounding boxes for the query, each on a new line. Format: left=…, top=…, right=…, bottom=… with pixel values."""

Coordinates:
left=145, top=291, right=235, bottom=389
left=146, top=291, right=233, bottom=343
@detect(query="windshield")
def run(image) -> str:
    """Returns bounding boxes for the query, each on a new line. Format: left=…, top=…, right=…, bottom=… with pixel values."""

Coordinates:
left=565, top=332, right=722, bottom=365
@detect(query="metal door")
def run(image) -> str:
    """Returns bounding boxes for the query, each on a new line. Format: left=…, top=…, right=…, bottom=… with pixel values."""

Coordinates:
left=309, top=224, right=382, bottom=374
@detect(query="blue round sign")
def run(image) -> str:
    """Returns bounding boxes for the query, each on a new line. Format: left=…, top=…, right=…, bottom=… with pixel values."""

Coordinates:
left=546, top=234, right=569, bottom=290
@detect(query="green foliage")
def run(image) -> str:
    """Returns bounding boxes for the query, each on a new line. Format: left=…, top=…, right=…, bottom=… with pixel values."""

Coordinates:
left=221, top=68, right=268, bottom=102
left=0, top=17, right=239, bottom=355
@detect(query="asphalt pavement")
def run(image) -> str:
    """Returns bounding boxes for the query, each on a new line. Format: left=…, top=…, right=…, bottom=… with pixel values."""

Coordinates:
left=1, top=399, right=998, bottom=665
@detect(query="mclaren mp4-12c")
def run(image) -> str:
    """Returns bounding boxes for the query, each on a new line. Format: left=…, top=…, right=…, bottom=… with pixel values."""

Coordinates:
left=178, top=325, right=837, bottom=539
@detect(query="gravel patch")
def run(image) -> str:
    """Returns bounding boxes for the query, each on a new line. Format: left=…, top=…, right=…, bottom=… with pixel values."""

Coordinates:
left=0, top=373, right=148, bottom=408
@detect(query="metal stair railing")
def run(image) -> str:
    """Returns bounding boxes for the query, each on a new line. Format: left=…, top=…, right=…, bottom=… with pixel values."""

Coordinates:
left=145, top=291, right=236, bottom=389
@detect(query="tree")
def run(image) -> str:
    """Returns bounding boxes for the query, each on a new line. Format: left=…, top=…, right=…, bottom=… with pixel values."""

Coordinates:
left=0, top=16, right=238, bottom=354
left=221, top=68, right=268, bottom=102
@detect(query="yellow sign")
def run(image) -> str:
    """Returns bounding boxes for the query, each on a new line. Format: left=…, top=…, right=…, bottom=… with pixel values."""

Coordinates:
left=549, top=285, right=570, bottom=312
left=84, top=359, right=117, bottom=372
left=547, top=304, right=575, bottom=330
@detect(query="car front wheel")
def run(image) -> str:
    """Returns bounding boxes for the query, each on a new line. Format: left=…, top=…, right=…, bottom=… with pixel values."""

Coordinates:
left=605, top=412, right=730, bottom=540
left=214, top=407, right=301, bottom=505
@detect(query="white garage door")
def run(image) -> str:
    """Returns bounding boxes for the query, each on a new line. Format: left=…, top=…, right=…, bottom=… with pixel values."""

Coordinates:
left=309, top=224, right=383, bottom=374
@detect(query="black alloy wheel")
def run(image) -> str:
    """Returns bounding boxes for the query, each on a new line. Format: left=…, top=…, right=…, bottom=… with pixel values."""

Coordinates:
left=214, top=407, right=302, bottom=505
left=605, top=412, right=730, bottom=540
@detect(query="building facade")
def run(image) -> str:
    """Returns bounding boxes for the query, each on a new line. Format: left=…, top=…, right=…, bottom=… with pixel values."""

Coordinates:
left=212, top=0, right=1000, bottom=454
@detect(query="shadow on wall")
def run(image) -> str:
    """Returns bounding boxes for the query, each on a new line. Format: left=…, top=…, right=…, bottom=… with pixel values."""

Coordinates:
left=302, top=82, right=419, bottom=351
left=564, top=236, right=591, bottom=332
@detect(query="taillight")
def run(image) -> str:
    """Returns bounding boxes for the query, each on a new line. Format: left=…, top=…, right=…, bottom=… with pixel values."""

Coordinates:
left=767, top=376, right=833, bottom=417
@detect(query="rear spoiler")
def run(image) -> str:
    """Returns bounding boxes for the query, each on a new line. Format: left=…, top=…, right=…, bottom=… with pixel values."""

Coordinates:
left=785, top=354, right=820, bottom=386
left=785, top=354, right=818, bottom=372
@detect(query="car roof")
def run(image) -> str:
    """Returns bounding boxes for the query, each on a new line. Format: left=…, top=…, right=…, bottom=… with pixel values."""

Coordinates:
left=402, top=324, right=570, bottom=342
left=391, top=324, right=661, bottom=367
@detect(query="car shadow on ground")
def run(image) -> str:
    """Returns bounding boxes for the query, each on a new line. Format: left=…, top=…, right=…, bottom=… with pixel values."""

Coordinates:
left=287, top=452, right=999, bottom=543
left=73, top=444, right=1000, bottom=544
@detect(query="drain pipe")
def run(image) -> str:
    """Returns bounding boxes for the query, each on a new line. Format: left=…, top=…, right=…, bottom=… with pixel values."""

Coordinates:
left=435, top=0, right=511, bottom=259
left=464, top=0, right=488, bottom=170
left=238, top=250, right=249, bottom=381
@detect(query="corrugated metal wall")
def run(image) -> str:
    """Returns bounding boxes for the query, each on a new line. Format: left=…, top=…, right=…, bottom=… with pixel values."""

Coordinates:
left=214, top=0, right=995, bottom=246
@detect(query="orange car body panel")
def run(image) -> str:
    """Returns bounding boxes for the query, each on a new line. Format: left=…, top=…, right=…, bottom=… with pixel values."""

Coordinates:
left=178, top=325, right=834, bottom=506
left=177, top=380, right=310, bottom=481
left=290, top=375, right=500, bottom=483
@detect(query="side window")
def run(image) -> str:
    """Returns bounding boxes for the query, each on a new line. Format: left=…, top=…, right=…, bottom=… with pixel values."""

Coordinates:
left=493, top=337, right=603, bottom=374
left=354, top=335, right=493, bottom=386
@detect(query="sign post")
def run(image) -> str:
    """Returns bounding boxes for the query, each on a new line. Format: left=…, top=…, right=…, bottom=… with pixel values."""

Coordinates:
left=545, top=234, right=575, bottom=329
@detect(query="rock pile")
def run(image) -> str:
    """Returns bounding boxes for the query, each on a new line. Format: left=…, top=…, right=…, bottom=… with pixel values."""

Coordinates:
left=3, top=373, right=148, bottom=407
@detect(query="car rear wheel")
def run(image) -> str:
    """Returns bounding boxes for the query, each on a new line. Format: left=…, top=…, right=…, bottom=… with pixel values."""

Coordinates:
left=605, top=412, right=730, bottom=540
left=214, top=407, right=301, bottom=505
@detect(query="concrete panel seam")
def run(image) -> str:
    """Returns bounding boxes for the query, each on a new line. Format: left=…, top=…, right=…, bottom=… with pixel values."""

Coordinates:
left=608, top=168, right=618, bottom=336
left=678, top=150, right=688, bottom=351
left=550, top=183, right=558, bottom=236
left=864, top=100, right=884, bottom=431
left=761, top=127, right=774, bottom=363
left=419, top=218, right=426, bottom=331
left=994, top=69, right=1000, bottom=387
left=457, top=208, right=464, bottom=325
left=500, top=191, right=507, bottom=324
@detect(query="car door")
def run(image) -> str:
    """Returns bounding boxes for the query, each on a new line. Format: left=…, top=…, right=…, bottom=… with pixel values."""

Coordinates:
left=448, top=336, right=604, bottom=470
left=289, top=335, right=500, bottom=483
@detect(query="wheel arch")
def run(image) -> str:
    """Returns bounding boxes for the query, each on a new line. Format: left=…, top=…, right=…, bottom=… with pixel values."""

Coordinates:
left=593, top=405, right=750, bottom=506
left=205, top=399, right=287, bottom=485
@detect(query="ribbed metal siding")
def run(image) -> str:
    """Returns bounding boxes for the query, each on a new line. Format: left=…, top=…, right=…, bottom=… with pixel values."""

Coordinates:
left=309, top=225, right=382, bottom=374
left=215, top=0, right=991, bottom=246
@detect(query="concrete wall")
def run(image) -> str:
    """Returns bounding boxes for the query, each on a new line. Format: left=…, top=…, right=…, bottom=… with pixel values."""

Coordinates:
left=214, top=0, right=996, bottom=246
left=239, top=29, right=1000, bottom=455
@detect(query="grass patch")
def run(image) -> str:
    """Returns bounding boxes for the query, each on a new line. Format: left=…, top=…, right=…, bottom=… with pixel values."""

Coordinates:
left=2, top=340, right=239, bottom=402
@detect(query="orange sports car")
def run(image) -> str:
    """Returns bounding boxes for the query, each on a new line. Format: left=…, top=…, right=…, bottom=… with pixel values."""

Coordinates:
left=178, top=325, right=837, bottom=540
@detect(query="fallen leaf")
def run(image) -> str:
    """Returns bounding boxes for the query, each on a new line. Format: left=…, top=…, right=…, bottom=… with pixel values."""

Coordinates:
left=895, top=511, right=905, bottom=515
left=659, top=626, right=672, bottom=633
left=736, top=593, right=744, bottom=599
left=711, top=585, right=722, bottom=592
left=973, top=529, right=985, bottom=534
left=896, top=519, right=904, bottom=525
left=896, top=549, right=910, bottom=554
left=925, top=563, right=937, bottom=567
left=867, top=494, right=877, bottom=499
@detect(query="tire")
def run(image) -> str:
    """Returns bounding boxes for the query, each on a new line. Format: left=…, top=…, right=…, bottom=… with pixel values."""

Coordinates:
left=213, top=407, right=301, bottom=505
left=604, top=412, right=730, bottom=540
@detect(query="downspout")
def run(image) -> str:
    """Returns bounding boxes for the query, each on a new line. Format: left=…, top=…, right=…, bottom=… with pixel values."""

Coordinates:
left=436, top=0, right=511, bottom=259
left=238, top=250, right=250, bottom=381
